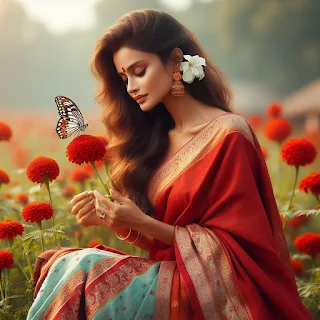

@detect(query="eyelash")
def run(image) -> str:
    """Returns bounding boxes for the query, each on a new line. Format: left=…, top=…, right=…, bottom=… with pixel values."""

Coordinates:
left=123, top=68, right=146, bottom=85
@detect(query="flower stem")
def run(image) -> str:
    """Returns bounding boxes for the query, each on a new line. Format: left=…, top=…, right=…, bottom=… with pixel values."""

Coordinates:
left=0, top=271, right=5, bottom=305
left=8, top=240, right=31, bottom=283
left=25, top=252, right=33, bottom=281
left=44, top=177, right=55, bottom=226
left=37, top=221, right=45, bottom=253
left=90, top=161, right=111, bottom=196
left=287, top=165, right=300, bottom=211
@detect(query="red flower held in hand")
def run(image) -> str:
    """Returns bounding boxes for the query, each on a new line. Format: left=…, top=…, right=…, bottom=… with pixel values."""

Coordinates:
left=281, top=138, right=317, bottom=166
left=294, top=232, right=320, bottom=258
left=0, top=219, right=24, bottom=240
left=26, top=156, right=60, bottom=183
left=0, top=250, right=14, bottom=269
left=22, top=201, right=54, bottom=223
left=299, top=172, right=320, bottom=196
left=0, top=169, right=10, bottom=185
left=0, top=122, right=12, bottom=141
left=290, top=259, right=304, bottom=277
left=66, top=134, right=107, bottom=165
left=263, top=118, right=292, bottom=142
left=266, top=101, right=282, bottom=118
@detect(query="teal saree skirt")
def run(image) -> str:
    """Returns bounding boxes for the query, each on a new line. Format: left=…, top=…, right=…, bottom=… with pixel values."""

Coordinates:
left=27, top=247, right=160, bottom=320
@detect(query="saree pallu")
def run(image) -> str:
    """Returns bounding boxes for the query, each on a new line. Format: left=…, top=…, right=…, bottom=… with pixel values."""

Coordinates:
left=28, top=112, right=313, bottom=320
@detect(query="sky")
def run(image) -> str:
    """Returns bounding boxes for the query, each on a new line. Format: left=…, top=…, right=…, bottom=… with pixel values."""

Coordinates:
left=13, top=0, right=205, bottom=34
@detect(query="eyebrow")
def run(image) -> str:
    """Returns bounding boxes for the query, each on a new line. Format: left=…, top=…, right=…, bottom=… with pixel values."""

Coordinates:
left=117, top=60, right=145, bottom=75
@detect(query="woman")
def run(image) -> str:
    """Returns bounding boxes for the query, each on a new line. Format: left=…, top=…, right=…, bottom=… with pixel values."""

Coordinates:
left=27, top=9, right=312, bottom=320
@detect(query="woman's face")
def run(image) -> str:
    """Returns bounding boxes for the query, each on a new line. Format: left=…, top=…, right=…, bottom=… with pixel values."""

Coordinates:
left=113, top=47, right=174, bottom=111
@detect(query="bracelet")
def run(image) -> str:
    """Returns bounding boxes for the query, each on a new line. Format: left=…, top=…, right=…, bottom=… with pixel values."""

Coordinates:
left=127, top=231, right=142, bottom=244
left=115, top=229, right=132, bottom=241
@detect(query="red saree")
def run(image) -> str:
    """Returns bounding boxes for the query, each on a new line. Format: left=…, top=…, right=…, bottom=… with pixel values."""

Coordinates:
left=149, top=112, right=313, bottom=319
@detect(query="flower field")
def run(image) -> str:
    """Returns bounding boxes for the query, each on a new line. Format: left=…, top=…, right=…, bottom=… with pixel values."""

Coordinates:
left=0, top=103, right=320, bottom=319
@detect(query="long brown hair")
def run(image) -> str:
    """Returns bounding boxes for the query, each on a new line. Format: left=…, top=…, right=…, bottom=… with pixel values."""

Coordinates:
left=90, top=9, right=232, bottom=217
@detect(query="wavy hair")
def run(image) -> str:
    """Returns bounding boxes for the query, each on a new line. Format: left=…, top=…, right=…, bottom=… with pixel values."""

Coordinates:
left=90, top=9, right=233, bottom=217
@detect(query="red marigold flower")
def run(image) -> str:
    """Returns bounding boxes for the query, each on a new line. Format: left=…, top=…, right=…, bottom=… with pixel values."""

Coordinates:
left=87, top=240, right=100, bottom=248
left=0, top=219, right=24, bottom=240
left=66, top=134, right=107, bottom=165
left=0, top=122, right=12, bottom=141
left=281, top=138, right=317, bottom=166
left=0, top=169, right=10, bottom=185
left=299, top=172, right=320, bottom=196
left=16, top=193, right=29, bottom=205
left=0, top=250, right=14, bottom=269
left=287, top=214, right=311, bottom=228
left=80, top=163, right=95, bottom=176
left=70, top=168, right=91, bottom=183
left=293, top=232, right=320, bottom=257
left=63, top=185, right=77, bottom=198
left=266, top=101, right=282, bottom=118
left=263, top=118, right=292, bottom=142
left=2, top=193, right=12, bottom=200
left=26, top=156, right=60, bottom=183
left=22, top=201, right=54, bottom=223
left=290, top=259, right=304, bottom=277
left=246, top=114, right=263, bottom=131
left=74, top=229, right=83, bottom=238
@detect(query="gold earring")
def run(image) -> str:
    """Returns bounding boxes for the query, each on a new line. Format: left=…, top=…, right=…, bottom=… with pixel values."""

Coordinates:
left=170, top=71, right=185, bottom=96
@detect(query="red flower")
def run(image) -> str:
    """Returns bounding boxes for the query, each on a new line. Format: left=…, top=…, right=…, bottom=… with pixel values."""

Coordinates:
left=66, top=135, right=107, bottom=165
left=281, top=138, right=317, bottom=166
left=26, top=156, right=60, bottom=183
left=22, top=201, right=54, bottom=223
left=0, top=122, right=12, bottom=141
left=0, top=250, right=14, bottom=270
left=293, top=232, right=320, bottom=257
left=299, top=172, right=320, bottom=196
left=290, top=259, right=304, bottom=277
left=263, top=118, right=292, bottom=142
left=80, top=163, right=96, bottom=176
left=16, top=193, right=29, bottom=205
left=0, top=219, right=24, bottom=240
left=70, top=168, right=91, bottom=183
left=2, top=193, right=12, bottom=199
left=266, top=101, right=282, bottom=118
left=0, top=169, right=10, bottom=184
left=74, top=229, right=83, bottom=238
left=246, top=114, right=263, bottom=131
left=63, top=185, right=77, bottom=198
left=87, top=240, right=100, bottom=248
left=287, top=214, right=311, bottom=228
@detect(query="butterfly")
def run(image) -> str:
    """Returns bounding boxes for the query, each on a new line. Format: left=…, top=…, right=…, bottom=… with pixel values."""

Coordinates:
left=55, top=96, right=89, bottom=139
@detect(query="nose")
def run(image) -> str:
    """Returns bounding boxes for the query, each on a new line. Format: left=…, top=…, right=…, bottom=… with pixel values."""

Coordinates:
left=127, top=77, right=139, bottom=95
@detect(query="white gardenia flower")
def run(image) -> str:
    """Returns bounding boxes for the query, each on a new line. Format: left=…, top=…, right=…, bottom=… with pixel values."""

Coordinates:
left=180, top=54, right=206, bottom=84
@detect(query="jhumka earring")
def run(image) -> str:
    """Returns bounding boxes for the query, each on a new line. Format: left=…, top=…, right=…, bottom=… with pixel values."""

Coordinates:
left=170, top=71, right=185, bottom=96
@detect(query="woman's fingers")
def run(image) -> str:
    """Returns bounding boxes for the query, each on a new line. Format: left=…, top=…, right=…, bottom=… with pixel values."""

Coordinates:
left=71, top=195, right=94, bottom=216
left=70, top=190, right=94, bottom=206
left=77, top=207, right=96, bottom=226
left=77, top=199, right=95, bottom=219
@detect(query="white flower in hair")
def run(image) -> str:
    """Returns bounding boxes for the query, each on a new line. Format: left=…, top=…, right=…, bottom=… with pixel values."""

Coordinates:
left=180, top=54, right=206, bottom=84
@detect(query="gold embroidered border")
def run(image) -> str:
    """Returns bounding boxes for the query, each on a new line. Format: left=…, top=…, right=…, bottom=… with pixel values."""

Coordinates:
left=154, top=260, right=176, bottom=320
left=175, top=224, right=253, bottom=320
left=148, top=114, right=255, bottom=206
left=87, top=257, right=157, bottom=319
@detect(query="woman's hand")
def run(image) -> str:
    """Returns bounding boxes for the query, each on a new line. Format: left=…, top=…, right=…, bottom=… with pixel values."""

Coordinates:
left=70, top=190, right=107, bottom=228
left=93, top=189, right=147, bottom=230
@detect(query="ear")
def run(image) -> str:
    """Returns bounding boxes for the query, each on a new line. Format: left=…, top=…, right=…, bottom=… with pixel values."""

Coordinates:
left=170, top=47, right=184, bottom=69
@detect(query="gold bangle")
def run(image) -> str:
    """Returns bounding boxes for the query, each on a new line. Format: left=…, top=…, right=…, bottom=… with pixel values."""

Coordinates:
left=115, top=229, right=131, bottom=241
left=127, top=231, right=142, bottom=244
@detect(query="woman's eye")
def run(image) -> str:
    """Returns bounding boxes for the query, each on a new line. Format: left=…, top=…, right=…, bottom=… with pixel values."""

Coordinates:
left=136, top=68, right=146, bottom=77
